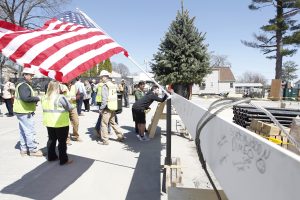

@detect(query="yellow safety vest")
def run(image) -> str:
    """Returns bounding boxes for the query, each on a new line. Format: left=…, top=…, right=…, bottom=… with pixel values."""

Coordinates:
left=68, top=85, right=77, bottom=107
left=106, top=81, right=118, bottom=111
left=13, top=82, right=36, bottom=113
left=96, top=82, right=104, bottom=103
left=42, top=95, right=69, bottom=127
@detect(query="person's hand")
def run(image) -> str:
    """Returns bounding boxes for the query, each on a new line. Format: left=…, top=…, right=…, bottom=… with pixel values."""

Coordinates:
left=167, top=88, right=174, bottom=94
left=144, top=108, right=151, bottom=113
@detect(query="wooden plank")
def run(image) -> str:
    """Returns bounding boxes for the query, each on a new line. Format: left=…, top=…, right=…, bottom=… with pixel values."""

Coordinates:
left=171, top=93, right=300, bottom=200
left=168, top=187, right=228, bottom=200
left=268, top=79, right=282, bottom=101
left=261, top=123, right=281, bottom=136
left=147, top=102, right=166, bottom=138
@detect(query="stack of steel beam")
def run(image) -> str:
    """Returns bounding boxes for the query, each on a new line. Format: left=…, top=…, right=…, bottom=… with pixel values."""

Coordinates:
left=233, top=105, right=300, bottom=128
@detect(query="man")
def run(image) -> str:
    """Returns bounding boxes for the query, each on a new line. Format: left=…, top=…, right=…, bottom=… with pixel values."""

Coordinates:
left=74, top=77, right=86, bottom=116
left=90, top=79, right=97, bottom=106
left=133, top=81, right=146, bottom=133
left=94, top=78, right=104, bottom=138
left=119, top=79, right=129, bottom=108
left=99, top=70, right=125, bottom=145
left=2, top=76, right=15, bottom=117
left=13, top=67, right=43, bottom=156
left=132, top=85, right=168, bottom=141
left=60, top=82, right=82, bottom=142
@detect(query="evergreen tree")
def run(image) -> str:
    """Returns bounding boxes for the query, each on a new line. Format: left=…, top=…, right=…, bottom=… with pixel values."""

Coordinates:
left=282, top=61, right=298, bottom=82
left=97, top=59, right=113, bottom=75
left=151, top=3, right=210, bottom=98
left=242, top=0, right=300, bottom=79
left=103, top=59, right=113, bottom=72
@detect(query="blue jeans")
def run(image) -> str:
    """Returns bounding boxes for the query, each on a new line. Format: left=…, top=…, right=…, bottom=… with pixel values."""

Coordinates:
left=91, top=92, right=96, bottom=105
left=76, top=94, right=84, bottom=114
left=16, top=113, right=38, bottom=152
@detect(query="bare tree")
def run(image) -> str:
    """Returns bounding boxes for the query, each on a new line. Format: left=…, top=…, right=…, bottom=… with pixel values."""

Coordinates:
left=210, top=53, right=231, bottom=68
left=0, top=0, right=70, bottom=27
left=237, top=71, right=267, bottom=85
left=112, top=62, right=130, bottom=77
left=0, top=0, right=71, bottom=79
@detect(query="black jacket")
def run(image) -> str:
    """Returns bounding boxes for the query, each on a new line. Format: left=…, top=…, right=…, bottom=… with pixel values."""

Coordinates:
left=132, top=91, right=167, bottom=111
left=17, top=80, right=40, bottom=103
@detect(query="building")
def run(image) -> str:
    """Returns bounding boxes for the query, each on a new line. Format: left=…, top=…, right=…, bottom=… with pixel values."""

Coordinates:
left=193, top=67, right=236, bottom=95
left=294, top=80, right=300, bottom=89
left=234, top=83, right=263, bottom=94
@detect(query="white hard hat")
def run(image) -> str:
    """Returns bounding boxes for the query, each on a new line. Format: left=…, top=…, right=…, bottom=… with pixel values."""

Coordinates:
left=99, top=70, right=110, bottom=77
left=22, top=67, right=35, bottom=75
left=112, top=78, right=115, bottom=82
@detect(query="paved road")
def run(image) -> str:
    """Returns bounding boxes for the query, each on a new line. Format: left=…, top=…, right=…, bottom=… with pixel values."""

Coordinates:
left=1, top=95, right=296, bottom=200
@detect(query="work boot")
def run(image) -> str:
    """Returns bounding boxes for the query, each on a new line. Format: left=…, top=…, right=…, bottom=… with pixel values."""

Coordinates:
left=117, top=135, right=125, bottom=142
left=20, top=150, right=28, bottom=156
left=29, top=150, right=44, bottom=157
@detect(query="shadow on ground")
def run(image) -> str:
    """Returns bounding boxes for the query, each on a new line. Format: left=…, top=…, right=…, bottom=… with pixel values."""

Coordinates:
left=120, top=126, right=166, bottom=200
left=1, top=154, right=94, bottom=200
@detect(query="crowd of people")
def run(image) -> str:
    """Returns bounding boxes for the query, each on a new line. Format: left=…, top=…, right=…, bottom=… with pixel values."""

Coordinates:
left=2, top=68, right=170, bottom=166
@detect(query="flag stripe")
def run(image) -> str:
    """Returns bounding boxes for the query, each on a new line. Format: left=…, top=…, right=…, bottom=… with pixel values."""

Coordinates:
left=0, top=20, right=26, bottom=32
left=62, top=47, right=125, bottom=82
left=0, top=16, right=128, bottom=83
left=41, top=36, right=114, bottom=71
left=15, top=28, right=102, bottom=65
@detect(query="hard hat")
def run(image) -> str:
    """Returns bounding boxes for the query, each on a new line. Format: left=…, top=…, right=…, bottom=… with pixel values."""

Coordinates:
left=112, top=78, right=115, bottom=82
left=22, top=67, right=35, bottom=75
left=99, top=70, right=110, bottom=77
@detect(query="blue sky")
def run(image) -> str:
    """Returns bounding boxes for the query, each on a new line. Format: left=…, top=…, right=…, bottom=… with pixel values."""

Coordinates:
left=67, top=0, right=300, bottom=83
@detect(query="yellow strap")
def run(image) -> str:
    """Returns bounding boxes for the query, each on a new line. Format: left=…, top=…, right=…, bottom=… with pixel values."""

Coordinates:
left=262, top=136, right=289, bottom=145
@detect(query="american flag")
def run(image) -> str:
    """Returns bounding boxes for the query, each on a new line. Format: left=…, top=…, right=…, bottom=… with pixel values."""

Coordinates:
left=0, top=11, right=128, bottom=82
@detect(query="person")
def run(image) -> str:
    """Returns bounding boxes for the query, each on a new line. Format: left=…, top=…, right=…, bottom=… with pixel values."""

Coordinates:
left=75, top=77, right=86, bottom=116
left=90, top=79, right=97, bottom=106
left=60, top=82, right=82, bottom=143
left=99, top=70, right=125, bottom=145
left=2, top=76, right=15, bottom=117
left=133, top=81, right=146, bottom=133
left=42, top=81, right=73, bottom=165
left=13, top=67, right=43, bottom=156
left=83, top=80, right=91, bottom=112
left=132, top=85, right=168, bottom=141
left=94, top=77, right=118, bottom=137
left=119, top=79, right=129, bottom=108
left=94, top=78, right=104, bottom=138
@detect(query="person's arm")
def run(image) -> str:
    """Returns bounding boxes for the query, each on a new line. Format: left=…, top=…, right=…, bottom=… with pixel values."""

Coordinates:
left=99, top=85, right=108, bottom=110
left=59, top=96, right=74, bottom=111
left=18, top=83, right=39, bottom=102
left=151, top=93, right=167, bottom=102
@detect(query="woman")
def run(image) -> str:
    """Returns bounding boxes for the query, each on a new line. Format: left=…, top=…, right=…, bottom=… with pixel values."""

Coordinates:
left=83, top=80, right=91, bottom=112
left=2, top=76, right=15, bottom=117
left=42, top=81, right=73, bottom=165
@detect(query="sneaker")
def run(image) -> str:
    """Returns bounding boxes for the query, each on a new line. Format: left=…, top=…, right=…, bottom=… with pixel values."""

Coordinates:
left=20, top=150, right=28, bottom=156
left=136, top=134, right=143, bottom=141
left=102, top=141, right=109, bottom=145
left=143, top=134, right=150, bottom=141
left=72, top=137, right=83, bottom=142
left=29, top=150, right=44, bottom=157
left=117, top=136, right=125, bottom=142
left=141, top=135, right=150, bottom=141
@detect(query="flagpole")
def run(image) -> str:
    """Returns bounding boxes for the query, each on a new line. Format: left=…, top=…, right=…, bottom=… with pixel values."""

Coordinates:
left=77, top=8, right=171, bottom=97
left=127, top=56, right=170, bottom=96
